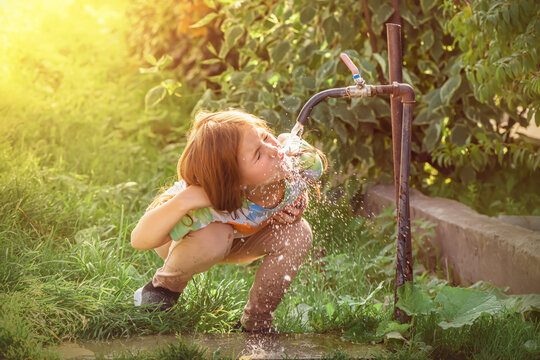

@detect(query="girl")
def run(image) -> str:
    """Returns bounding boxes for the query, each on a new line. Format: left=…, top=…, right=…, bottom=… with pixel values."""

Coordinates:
left=131, top=110, right=326, bottom=333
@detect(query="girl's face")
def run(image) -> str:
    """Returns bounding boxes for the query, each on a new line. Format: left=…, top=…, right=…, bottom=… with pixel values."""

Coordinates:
left=237, top=125, right=287, bottom=187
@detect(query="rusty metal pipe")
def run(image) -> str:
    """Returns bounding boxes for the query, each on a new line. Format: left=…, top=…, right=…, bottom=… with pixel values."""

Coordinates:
left=387, top=23, right=404, bottom=209
left=371, top=83, right=414, bottom=101
left=296, top=88, right=348, bottom=125
left=389, top=0, right=401, bottom=26
left=395, top=83, right=414, bottom=103
left=373, top=85, right=393, bottom=95
left=294, top=83, right=413, bottom=126
left=394, top=100, right=414, bottom=323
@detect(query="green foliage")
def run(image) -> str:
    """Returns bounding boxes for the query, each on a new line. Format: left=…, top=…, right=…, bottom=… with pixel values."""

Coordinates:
left=127, top=0, right=540, bottom=215
left=391, top=281, right=540, bottom=359
left=397, top=281, right=540, bottom=328
left=395, top=282, right=435, bottom=317
left=444, top=0, right=540, bottom=123
left=126, top=0, right=220, bottom=85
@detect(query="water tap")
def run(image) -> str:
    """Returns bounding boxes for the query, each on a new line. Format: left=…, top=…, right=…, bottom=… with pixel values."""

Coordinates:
left=339, top=53, right=366, bottom=88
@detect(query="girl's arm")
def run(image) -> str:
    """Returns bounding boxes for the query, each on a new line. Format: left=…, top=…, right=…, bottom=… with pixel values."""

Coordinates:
left=130, top=185, right=211, bottom=250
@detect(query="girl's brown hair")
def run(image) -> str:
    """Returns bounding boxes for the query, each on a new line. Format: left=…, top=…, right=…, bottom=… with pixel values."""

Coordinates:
left=147, top=110, right=270, bottom=212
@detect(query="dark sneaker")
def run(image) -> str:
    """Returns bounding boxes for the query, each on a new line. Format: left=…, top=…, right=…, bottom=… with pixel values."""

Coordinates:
left=233, top=320, right=278, bottom=334
left=133, top=281, right=180, bottom=311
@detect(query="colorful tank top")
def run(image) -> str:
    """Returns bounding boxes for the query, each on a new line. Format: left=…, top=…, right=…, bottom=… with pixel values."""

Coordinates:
left=166, top=135, right=324, bottom=241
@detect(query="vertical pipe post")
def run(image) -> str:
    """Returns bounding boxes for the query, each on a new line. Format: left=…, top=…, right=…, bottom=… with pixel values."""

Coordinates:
left=395, top=101, right=414, bottom=323
left=386, top=23, right=403, bottom=209
left=389, top=0, right=401, bottom=26
left=387, top=23, right=413, bottom=323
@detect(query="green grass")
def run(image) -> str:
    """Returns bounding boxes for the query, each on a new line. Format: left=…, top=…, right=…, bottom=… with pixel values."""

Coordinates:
left=0, top=1, right=539, bottom=359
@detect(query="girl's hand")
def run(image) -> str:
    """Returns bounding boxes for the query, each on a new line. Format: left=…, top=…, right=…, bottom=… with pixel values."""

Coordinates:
left=269, top=191, right=308, bottom=225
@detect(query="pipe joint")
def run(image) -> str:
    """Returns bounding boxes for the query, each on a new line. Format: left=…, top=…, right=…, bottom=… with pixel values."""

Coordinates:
left=392, top=82, right=415, bottom=104
left=346, top=85, right=373, bottom=98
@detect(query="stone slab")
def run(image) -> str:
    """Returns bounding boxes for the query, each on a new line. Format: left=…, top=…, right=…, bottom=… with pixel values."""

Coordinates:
left=362, top=184, right=540, bottom=294
left=498, top=215, right=540, bottom=231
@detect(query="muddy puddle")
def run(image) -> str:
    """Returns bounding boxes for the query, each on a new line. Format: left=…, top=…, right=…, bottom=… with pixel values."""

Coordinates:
left=56, top=332, right=384, bottom=359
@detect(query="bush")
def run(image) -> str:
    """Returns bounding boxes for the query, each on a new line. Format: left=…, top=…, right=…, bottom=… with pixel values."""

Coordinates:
left=127, top=0, right=540, bottom=215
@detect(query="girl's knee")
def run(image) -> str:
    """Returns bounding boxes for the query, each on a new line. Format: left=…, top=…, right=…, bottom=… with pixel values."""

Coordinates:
left=154, top=240, right=172, bottom=260
left=298, top=218, right=313, bottom=241
left=156, top=223, right=234, bottom=287
left=185, top=222, right=234, bottom=261
left=292, top=218, right=313, bottom=249
left=272, top=218, right=312, bottom=253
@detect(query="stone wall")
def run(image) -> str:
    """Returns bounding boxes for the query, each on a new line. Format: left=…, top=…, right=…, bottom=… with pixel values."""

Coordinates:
left=362, top=184, right=540, bottom=294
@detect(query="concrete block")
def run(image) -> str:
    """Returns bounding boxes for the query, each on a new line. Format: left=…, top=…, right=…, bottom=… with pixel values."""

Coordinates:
left=362, top=184, right=540, bottom=294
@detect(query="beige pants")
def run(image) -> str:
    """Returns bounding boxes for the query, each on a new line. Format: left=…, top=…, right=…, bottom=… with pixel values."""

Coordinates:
left=152, top=218, right=313, bottom=331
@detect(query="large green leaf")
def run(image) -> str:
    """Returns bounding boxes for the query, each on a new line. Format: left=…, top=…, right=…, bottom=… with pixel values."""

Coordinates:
left=401, top=7, right=419, bottom=27
left=230, top=71, right=247, bottom=87
left=322, top=15, right=340, bottom=43
left=189, top=12, right=219, bottom=28
left=333, top=119, right=348, bottom=143
left=413, top=109, right=443, bottom=126
left=427, top=89, right=443, bottom=114
left=368, top=97, right=390, bottom=118
left=420, top=29, right=434, bottom=51
left=316, top=59, right=338, bottom=83
left=396, top=282, right=436, bottom=316
left=423, top=121, right=441, bottom=153
left=488, top=288, right=540, bottom=314
left=352, top=104, right=377, bottom=125
left=372, top=53, right=386, bottom=76
left=225, top=25, right=244, bottom=49
left=333, top=106, right=357, bottom=129
left=375, top=320, right=411, bottom=338
left=512, top=294, right=540, bottom=313
left=219, top=25, right=244, bottom=58
left=299, top=5, right=316, bottom=24
left=258, top=109, right=280, bottom=126
left=301, top=76, right=316, bottom=90
left=450, top=124, right=469, bottom=146
left=311, top=102, right=332, bottom=127
left=279, top=95, right=301, bottom=114
left=440, top=75, right=462, bottom=104
left=413, top=109, right=429, bottom=125
left=271, top=40, right=291, bottom=65
left=371, top=3, right=394, bottom=28
left=435, top=286, right=504, bottom=329
left=259, top=90, right=276, bottom=107
left=144, top=85, right=167, bottom=111
left=354, top=143, right=373, bottom=161
left=420, top=0, right=437, bottom=13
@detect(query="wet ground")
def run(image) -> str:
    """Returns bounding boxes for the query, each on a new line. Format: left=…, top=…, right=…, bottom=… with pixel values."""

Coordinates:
left=56, top=333, right=385, bottom=359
